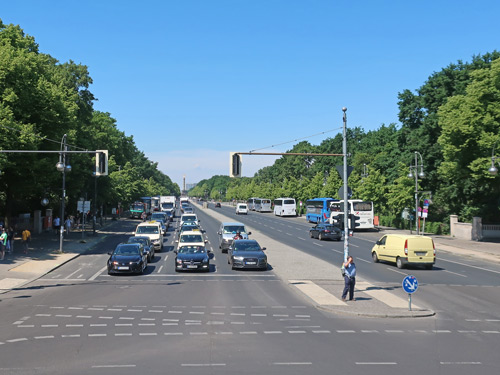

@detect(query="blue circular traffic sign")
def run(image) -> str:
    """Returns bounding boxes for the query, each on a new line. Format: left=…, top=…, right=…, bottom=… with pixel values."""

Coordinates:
left=402, top=275, right=418, bottom=294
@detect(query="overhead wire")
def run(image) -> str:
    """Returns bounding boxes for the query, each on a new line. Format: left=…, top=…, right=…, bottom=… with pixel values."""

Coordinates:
left=0, top=123, right=88, bottom=151
left=249, top=126, right=342, bottom=153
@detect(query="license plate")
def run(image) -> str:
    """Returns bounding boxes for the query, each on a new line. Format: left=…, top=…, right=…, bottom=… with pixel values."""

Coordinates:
left=187, top=265, right=198, bottom=269
left=118, top=266, right=129, bottom=270
left=245, top=262, right=256, bottom=265
left=415, top=252, right=426, bottom=256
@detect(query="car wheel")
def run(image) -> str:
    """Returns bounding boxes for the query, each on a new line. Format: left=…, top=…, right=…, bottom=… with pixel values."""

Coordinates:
left=396, top=257, right=404, bottom=269
left=372, top=252, right=379, bottom=263
left=309, top=231, right=313, bottom=238
left=318, top=233, right=323, bottom=241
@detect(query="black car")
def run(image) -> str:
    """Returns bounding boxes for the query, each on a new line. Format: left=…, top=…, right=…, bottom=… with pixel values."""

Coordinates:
left=309, top=223, right=342, bottom=241
left=227, top=239, right=267, bottom=270
left=215, top=202, right=221, bottom=208
left=107, top=243, right=147, bottom=275
left=174, top=245, right=210, bottom=272
left=127, top=236, right=154, bottom=262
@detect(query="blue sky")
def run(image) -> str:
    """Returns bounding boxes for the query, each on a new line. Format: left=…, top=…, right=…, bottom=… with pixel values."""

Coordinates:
left=2, top=0, right=500, bottom=188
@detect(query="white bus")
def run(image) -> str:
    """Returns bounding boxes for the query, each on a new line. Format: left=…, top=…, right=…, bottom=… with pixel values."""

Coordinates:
left=255, top=198, right=272, bottom=213
left=273, top=198, right=296, bottom=217
left=329, top=199, right=374, bottom=230
left=247, top=197, right=259, bottom=211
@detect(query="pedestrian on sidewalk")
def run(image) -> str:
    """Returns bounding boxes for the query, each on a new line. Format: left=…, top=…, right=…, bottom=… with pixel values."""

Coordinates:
left=65, top=216, right=72, bottom=235
left=22, top=228, right=31, bottom=254
left=53, top=216, right=61, bottom=235
left=0, top=228, right=7, bottom=260
left=6, top=226, right=15, bottom=253
left=341, top=255, right=357, bottom=301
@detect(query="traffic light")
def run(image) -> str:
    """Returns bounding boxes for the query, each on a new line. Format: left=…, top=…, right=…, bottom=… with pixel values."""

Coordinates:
left=95, top=150, right=108, bottom=176
left=349, top=213, right=360, bottom=229
left=230, top=152, right=241, bottom=178
left=332, top=214, right=344, bottom=229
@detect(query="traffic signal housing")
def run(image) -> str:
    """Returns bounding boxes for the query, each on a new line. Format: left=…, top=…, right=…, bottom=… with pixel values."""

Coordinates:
left=230, top=152, right=241, bottom=178
left=350, top=213, right=360, bottom=229
left=95, top=150, right=108, bottom=176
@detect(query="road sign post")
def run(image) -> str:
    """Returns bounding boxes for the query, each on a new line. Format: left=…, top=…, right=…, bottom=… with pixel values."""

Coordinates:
left=402, top=275, right=418, bottom=311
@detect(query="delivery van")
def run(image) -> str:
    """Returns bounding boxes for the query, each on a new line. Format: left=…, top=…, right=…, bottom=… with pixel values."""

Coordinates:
left=371, top=234, right=435, bottom=269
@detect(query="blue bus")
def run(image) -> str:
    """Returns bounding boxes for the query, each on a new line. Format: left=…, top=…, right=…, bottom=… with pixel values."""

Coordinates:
left=305, top=197, right=338, bottom=223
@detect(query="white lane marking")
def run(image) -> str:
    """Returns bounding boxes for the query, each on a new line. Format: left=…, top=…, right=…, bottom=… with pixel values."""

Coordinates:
left=355, top=257, right=371, bottom=264
left=41, top=325, right=58, bottom=328
left=92, top=365, right=136, bottom=368
left=157, top=265, right=164, bottom=273
left=66, top=324, right=84, bottom=327
left=482, top=330, right=500, bottom=333
left=438, top=257, right=500, bottom=275
left=64, top=268, right=82, bottom=279
left=88, top=308, right=104, bottom=311
left=139, top=333, right=157, bottom=336
left=349, top=244, right=359, bottom=248
left=298, top=237, right=307, bottom=241
left=35, top=335, right=54, bottom=339
left=312, top=330, right=331, bottom=333
left=337, top=330, right=355, bottom=333
left=90, top=324, right=107, bottom=327
left=443, top=270, right=467, bottom=278
left=164, top=332, right=183, bottom=336
left=89, top=266, right=107, bottom=281
left=386, top=267, right=408, bottom=276
left=164, top=255, right=169, bottom=263
left=88, top=333, right=107, bottom=337
left=440, top=362, right=482, bottom=365
left=17, top=325, right=35, bottom=328
left=286, top=233, right=293, bottom=236
left=77, top=274, right=84, bottom=278
left=240, top=331, right=258, bottom=335
left=7, top=338, right=28, bottom=343
left=288, top=330, right=306, bottom=333
left=76, top=315, right=92, bottom=319
left=385, top=330, right=405, bottom=333
left=264, top=331, right=283, bottom=334
left=62, top=334, right=80, bottom=338
left=313, top=242, right=323, bottom=247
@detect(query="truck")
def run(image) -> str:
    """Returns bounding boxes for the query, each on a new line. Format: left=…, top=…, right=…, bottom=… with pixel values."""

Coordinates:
left=160, top=196, right=176, bottom=218
left=130, top=202, right=146, bottom=219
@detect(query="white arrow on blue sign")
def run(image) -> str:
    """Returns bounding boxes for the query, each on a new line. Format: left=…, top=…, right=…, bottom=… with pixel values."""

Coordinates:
left=402, top=275, right=418, bottom=294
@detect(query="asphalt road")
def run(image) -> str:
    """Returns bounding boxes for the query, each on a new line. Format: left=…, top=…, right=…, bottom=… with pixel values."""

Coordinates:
left=0, top=205, right=498, bottom=374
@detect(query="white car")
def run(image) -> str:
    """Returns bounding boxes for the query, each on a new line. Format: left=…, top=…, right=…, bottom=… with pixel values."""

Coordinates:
left=176, top=231, right=207, bottom=250
left=135, top=221, right=164, bottom=251
left=235, top=203, right=248, bottom=215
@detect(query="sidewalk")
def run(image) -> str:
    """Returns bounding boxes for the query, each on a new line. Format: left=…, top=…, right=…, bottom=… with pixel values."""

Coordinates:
left=0, top=221, right=117, bottom=294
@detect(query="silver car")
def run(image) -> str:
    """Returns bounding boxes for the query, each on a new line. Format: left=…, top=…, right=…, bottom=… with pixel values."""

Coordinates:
left=218, top=222, right=251, bottom=253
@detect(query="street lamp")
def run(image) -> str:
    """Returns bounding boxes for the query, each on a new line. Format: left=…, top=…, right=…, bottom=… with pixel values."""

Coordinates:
left=361, top=163, right=369, bottom=182
left=408, top=151, right=425, bottom=234
left=56, top=134, right=71, bottom=253
left=488, top=141, right=499, bottom=175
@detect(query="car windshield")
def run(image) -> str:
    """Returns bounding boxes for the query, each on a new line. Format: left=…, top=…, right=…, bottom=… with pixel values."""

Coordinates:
left=128, top=238, right=148, bottom=245
left=234, top=242, right=261, bottom=252
left=182, top=215, right=196, bottom=221
left=178, top=246, right=206, bottom=254
left=151, top=214, right=166, bottom=220
left=181, top=225, right=200, bottom=232
left=114, top=246, right=140, bottom=256
left=180, top=235, right=203, bottom=243
left=136, top=226, right=159, bottom=234
left=223, top=226, right=245, bottom=234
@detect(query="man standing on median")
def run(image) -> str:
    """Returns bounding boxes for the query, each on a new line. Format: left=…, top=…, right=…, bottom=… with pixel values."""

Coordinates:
left=341, top=255, right=357, bottom=301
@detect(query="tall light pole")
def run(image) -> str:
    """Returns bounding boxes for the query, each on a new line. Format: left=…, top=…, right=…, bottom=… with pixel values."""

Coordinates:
left=56, top=134, right=71, bottom=253
left=342, top=107, right=349, bottom=262
left=408, top=151, right=425, bottom=234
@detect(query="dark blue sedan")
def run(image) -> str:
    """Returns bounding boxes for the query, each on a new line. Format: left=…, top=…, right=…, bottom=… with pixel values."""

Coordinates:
left=107, top=243, right=147, bottom=275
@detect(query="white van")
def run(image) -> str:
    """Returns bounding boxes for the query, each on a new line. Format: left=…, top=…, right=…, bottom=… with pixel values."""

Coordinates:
left=371, top=234, right=436, bottom=269
left=236, top=203, right=248, bottom=215
left=135, top=221, right=164, bottom=251
left=273, top=198, right=296, bottom=217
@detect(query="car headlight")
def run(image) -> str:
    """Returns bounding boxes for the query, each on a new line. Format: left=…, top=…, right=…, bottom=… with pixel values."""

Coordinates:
left=233, top=256, right=244, bottom=261
left=176, top=259, right=183, bottom=264
left=112, top=261, right=119, bottom=265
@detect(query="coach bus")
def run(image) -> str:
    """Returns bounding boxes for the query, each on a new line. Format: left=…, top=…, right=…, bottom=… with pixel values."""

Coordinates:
left=247, top=197, right=259, bottom=211
left=305, top=197, right=337, bottom=223
left=273, top=198, right=296, bottom=217
left=329, top=199, right=374, bottom=230
left=255, top=198, right=272, bottom=213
